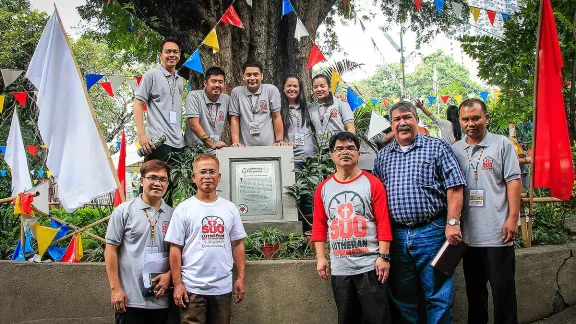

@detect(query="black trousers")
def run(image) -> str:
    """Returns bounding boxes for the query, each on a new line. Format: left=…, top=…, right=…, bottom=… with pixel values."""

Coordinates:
left=463, top=246, right=518, bottom=324
left=141, top=144, right=184, bottom=207
left=331, top=270, right=391, bottom=324
left=115, top=307, right=169, bottom=324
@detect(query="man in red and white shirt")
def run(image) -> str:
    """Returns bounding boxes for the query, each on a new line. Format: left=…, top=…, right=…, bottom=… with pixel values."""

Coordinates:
left=312, top=131, right=393, bottom=324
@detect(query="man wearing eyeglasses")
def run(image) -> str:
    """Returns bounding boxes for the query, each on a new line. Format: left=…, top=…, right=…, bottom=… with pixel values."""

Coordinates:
left=165, top=154, right=247, bottom=324
left=105, top=160, right=174, bottom=324
left=312, top=132, right=393, bottom=324
left=372, top=101, right=466, bottom=323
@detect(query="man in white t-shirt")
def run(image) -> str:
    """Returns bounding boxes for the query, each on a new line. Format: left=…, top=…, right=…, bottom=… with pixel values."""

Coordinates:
left=165, top=154, right=247, bottom=324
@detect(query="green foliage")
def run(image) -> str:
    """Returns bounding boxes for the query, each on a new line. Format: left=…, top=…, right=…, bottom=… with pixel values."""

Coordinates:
left=168, top=144, right=210, bottom=206
left=243, top=228, right=313, bottom=260
left=531, top=202, right=570, bottom=246
left=0, top=205, right=20, bottom=260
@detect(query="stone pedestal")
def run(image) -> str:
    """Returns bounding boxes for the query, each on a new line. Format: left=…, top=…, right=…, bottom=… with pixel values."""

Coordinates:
left=216, top=146, right=301, bottom=234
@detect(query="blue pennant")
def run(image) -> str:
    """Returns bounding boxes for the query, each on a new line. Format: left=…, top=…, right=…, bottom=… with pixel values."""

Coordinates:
left=11, top=232, right=32, bottom=261
left=48, top=247, right=67, bottom=261
left=85, top=74, right=104, bottom=91
left=501, top=13, right=510, bottom=22
left=116, top=141, right=121, bottom=150
left=282, top=0, right=294, bottom=16
left=183, top=50, right=204, bottom=75
left=37, top=170, right=45, bottom=178
left=0, top=170, right=7, bottom=177
left=0, top=146, right=6, bottom=156
left=370, top=99, right=379, bottom=106
left=428, top=96, right=437, bottom=105
left=434, top=0, right=445, bottom=15
left=480, top=91, right=489, bottom=101
left=347, top=88, right=365, bottom=111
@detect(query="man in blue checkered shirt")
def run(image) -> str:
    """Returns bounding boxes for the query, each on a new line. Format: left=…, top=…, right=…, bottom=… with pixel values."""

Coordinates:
left=373, top=101, right=466, bottom=324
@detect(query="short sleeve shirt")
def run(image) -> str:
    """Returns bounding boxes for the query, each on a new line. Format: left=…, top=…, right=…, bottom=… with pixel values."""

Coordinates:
left=105, top=196, right=173, bottom=309
left=164, top=196, right=247, bottom=295
left=184, top=90, right=229, bottom=147
left=309, top=98, right=354, bottom=149
left=286, top=105, right=317, bottom=162
left=135, top=66, right=185, bottom=148
left=452, top=131, right=521, bottom=247
left=228, top=84, right=281, bottom=146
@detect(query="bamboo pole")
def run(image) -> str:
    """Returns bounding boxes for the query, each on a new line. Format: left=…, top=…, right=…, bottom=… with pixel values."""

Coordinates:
left=48, top=216, right=106, bottom=243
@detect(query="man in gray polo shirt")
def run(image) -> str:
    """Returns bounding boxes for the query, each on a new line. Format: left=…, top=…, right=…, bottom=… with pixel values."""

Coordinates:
left=105, top=160, right=174, bottom=324
left=229, top=60, right=287, bottom=147
left=185, top=66, right=229, bottom=149
left=452, top=98, right=521, bottom=324
left=134, top=38, right=185, bottom=160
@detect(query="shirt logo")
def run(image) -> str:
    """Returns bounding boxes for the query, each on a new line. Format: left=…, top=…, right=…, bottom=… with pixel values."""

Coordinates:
left=218, top=111, right=225, bottom=121
left=482, top=156, right=494, bottom=172
left=201, top=216, right=226, bottom=248
left=260, top=100, right=268, bottom=113
left=330, top=109, right=338, bottom=118
left=238, top=204, right=249, bottom=214
left=337, top=202, right=354, bottom=220
left=162, top=221, right=170, bottom=235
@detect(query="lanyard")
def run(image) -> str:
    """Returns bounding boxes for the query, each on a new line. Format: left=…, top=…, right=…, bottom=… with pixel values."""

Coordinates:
left=166, top=75, right=176, bottom=111
left=143, top=209, right=161, bottom=239
left=465, top=146, right=484, bottom=187
left=289, top=107, right=301, bottom=132
left=317, top=104, right=332, bottom=133
left=247, top=93, right=262, bottom=114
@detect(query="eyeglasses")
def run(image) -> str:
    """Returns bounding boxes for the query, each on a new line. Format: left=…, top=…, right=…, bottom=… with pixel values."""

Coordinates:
left=332, top=146, right=358, bottom=153
left=143, top=176, right=168, bottom=183
left=195, top=169, right=219, bottom=176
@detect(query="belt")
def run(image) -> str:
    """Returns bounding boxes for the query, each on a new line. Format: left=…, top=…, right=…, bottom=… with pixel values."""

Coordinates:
left=394, top=210, right=447, bottom=228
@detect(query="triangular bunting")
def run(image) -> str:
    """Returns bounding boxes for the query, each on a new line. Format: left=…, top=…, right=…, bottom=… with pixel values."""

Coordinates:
left=367, top=111, right=391, bottom=139
left=294, top=18, right=310, bottom=41
left=452, top=3, right=463, bottom=17
left=183, top=50, right=205, bottom=75
left=370, top=99, right=379, bottom=106
left=306, top=43, right=327, bottom=69
left=202, top=29, right=220, bottom=53
left=46, top=171, right=52, bottom=178
left=415, top=0, right=422, bottom=12
left=37, top=170, right=45, bottom=178
left=126, top=78, right=138, bottom=92
left=12, top=92, right=27, bottom=106
left=493, top=90, right=501, bottom=100
left=0, top=146, right=5, bottom=156
left=441, top=95, right=450, bottom=104
left=61, top=234, right=83, bottom=263
left=11, top=240, right=25, bottom=261
left=0, top=94, right=5, bottom=113
left=33, top=223, right=60, bottom=257
left=392, top=98, right=401, bottom=104
left=486, top=10, right=496, bottom=25
left=434, top=0, right=444, bottom=15
left=26, top=145, right=38, bottom=156
left=246, top=0, right=252, bottom=6
left=50, top=219, right=71, bottom=241
left=471, top=7, right=480, bottom=22
left=383, top=98, right=390, bottom=108
left=454, top=94, right=463, bottom=104
left=428, top=96, right=437, bottom=105
left=282, top=0, right=294, bottom=16
left=85, top=74, right=104, bottom=91
left=468, top=92, right=476, bottom=98
left=109, top=75, right=126, bottom=95
left=1, top=69, right=24, bottom=88
left=24, top=229, right=34, bottom=253
left=136, top=76, right=142, bottom=85
left=501, top=13, right=510, bottom=22
left=220, top=6, right=244, bottom=29
left=480, top=91, right=489, bottom=101
left=101, top=82, right=114, bottom=97
left=0, top=170, right=7, bottom=177
left=48, top=246, right=67, bottom=261
left=330, top=69, right=344, bottom=93
left=346, top=88, right=364, bottom=111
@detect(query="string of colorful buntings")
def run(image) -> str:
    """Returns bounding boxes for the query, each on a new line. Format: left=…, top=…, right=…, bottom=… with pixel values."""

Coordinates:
left=412, top=0, right=515, bottom=26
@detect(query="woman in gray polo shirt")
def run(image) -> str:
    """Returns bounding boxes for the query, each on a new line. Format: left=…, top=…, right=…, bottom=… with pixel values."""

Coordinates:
left=309, top=74, right=355, bottom=150
left=416, top=100, right=462, bottom=144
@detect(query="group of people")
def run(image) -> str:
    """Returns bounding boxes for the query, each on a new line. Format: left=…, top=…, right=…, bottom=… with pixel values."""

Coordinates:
left=104, top=38, right=522, bottom=324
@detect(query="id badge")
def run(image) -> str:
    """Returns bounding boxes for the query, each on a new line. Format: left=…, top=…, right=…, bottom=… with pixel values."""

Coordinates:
left=249, top=121, right=261, bottom=135
left=145, top=246, right=159, bottom=254
left=294, top=133, right=306, bottom=146
left=469, top=189, right=485, bottom=207
left=209, top=135, right=221, bottom=142
left=169, top=111, right=178, bottom=124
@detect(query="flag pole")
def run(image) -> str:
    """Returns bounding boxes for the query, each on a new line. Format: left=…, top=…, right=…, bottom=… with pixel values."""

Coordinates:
left=528, top=0, right=545, bottom=248
left=53, top=5, right=125, bottom=203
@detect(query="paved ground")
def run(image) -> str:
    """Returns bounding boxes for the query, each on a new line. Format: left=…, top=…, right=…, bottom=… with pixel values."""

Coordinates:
left=531, top=306, right=576, bottom=323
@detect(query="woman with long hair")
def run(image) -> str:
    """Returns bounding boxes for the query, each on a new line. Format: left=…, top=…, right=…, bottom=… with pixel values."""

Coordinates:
left=415, top=99, right=462, bottom=144
left=309, top=74, right=355, bottom=150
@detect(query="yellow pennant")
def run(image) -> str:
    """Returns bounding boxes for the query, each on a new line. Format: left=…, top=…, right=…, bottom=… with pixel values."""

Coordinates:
left=14, top=195, right=24, bottom=215
left=454, top=94, right=463, bottom=104
left=134, top=141, right=141, bottom=149
left=75, top=234, right=84, bottom=261
left=40, top=145, right=48, bottom=149
left=470, top=7, right=480, bottom=22
left=493, top=90, right=501, bottom=101
left=392, top=98, right=401, bottom=104
left=33, top=223, right=59, bottom=257
left=46, top=171, right=52, bottom=178
left=0, top=95, right=4, bottom=113
left=330, top=70, right=344, bottom=93
left=202, top=29, right=219, bottom=53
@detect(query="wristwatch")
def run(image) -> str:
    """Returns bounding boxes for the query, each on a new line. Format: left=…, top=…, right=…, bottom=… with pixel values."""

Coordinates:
left=447, top=218, right=461, bottom=226
left=378, top=253, right=391, bottom=262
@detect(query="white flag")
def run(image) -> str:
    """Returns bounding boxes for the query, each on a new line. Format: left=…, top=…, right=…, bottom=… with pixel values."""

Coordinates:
left=1, top=69, right=24, bottom=88
left=109, top=75, right=126, bottom=95
left=5, top=109, right=33, bottom=196
left=25, top=12, right=117, bottom=212
left=246, top=0, right=252, bottom=6
left=452, top=2, right=463, bottom=17
left=294, top=18, right=310, bottom=41
left=367, top=111, right=391, bottom=140
left=126, top=78, right=138, bottom=92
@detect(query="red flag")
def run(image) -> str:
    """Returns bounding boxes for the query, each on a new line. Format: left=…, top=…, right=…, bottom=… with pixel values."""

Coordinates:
left=220, top=6, right=244, bottom=29
left=441, top=95, right=450, bottom=104
left=142, top=103, right=147, bottom=111
left=113, top=130, right=126, bottom=206
left=533, top=0, right=574, bottom=201
left=306, top=43, right=327, bottom=69
left=26, top=145, right=38, bottom=156
left=415, top=0, right=422, bottom=11
left=12, top=92, right=27, bottom=106
left=486, top=10, right=496, bottom=25
left=61, top=234, right=82, bottom=263
left=383, top=98, right=390, bottom=108
left=136, top=76, right=142, bottom=85
left=101, top=82, right=114, bottom=97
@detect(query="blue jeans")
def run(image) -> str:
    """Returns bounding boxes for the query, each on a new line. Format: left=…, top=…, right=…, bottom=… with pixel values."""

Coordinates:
left=389, top=217, right=453, bottom=324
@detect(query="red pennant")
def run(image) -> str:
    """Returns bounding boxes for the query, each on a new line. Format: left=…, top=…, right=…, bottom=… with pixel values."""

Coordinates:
left=113, top=130, right=127, bottom=207
left=19, top=193, right=35, bottom=215
left=220, top=6, right=244, bottom=29
left=383, top=98, right=390, bottom=108
left=12, top=92, right=27, bottom=106
left=142, top=103, right=147, bottom=111
left=415, top=0, right=422, bottom=11
left=26, top=145, right=38, bottom=156
left=441, top=95, right=450, bottom=104
left=486, top=10, right=496, bottom=25
left=306, top=43, right=327, bottom=69
left=101, top=82, right=114, bottom=97
left=61, top=234, right=80, bottom=263
left=136, top=76, right=142, bottom=85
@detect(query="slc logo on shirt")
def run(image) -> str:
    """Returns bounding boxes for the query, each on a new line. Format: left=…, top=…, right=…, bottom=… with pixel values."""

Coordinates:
left=482, top=156, right=494, bottom=172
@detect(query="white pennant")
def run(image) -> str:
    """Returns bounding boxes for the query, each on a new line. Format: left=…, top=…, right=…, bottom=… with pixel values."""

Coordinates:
left=452, top=2, right=463, bottom=17
left=367, top=111, right=391, bottom=140
left=468, top=93, right=476, bottom=98
left=1, top=69, right=24, bottom=88
left=126, top=78, right=138, bottom=92
left=294, top=18, right=310, bottom=41
left=109, top=75, right=126, bottom=95
left=246, top=0, right=252, bottom=6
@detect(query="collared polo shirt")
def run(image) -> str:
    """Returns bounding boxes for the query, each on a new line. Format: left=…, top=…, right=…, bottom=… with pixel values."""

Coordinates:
left=228, top=84, right=281, bottom=146
left=286, top=105, right=317, bottom=162
left=373, top=134, right=466, bottom=225
left=135, top=65, right=185, bottom=148
left=452, top=131, right=521, bottom=247
left=184, top=89, right=229, bottom=147
left=309, top=98, right=354, bottom=149
left=105, top=196, right=173, bottom=309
